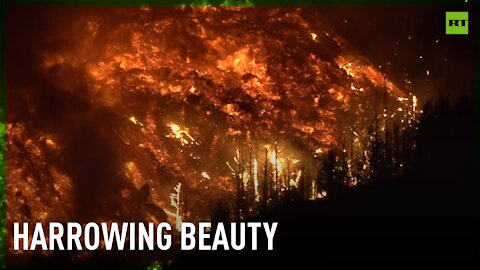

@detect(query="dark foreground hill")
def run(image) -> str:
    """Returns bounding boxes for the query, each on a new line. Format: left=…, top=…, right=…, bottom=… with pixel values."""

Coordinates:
left=169, top=176, right=476, bottom=267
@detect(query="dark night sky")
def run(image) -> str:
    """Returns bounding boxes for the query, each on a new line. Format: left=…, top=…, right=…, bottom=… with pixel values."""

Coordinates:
left=313, top=4, right=476, bottom=105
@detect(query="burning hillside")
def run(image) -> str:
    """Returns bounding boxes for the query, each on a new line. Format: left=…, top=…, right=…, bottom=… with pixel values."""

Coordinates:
left=6, top=6, right=420, bottom=258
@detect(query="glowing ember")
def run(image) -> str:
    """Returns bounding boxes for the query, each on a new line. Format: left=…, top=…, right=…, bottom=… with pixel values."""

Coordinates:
left=201, top=172, right=211, bottom=180
left=166, top=123, right=196, bottom=146
left=165, top=182, right=182, bottom=231
left=412, top=95, right=418, bottom=112
left=129, top=116, right=143, bottom=126
left=317, top=190, right=327, bottom=199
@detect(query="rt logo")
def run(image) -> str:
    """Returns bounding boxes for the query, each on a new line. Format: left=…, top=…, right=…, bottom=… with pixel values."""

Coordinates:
left=446, top=12, right=468, bottom=35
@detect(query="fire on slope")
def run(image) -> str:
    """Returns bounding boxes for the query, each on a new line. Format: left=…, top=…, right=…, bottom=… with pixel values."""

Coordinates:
left=6, top=6, right=420, bottom=258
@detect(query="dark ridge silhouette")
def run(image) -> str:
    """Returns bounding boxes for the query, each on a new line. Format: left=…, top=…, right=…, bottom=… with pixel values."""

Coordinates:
left=8, top=97, right=476, bottom=268
left=167, top=96, right=477, bottom=267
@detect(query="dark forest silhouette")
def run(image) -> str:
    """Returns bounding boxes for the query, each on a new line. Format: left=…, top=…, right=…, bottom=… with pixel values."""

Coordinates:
left=168, top=95, right=477, bottom=267
left=8, top=96, right=476, bottom=268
